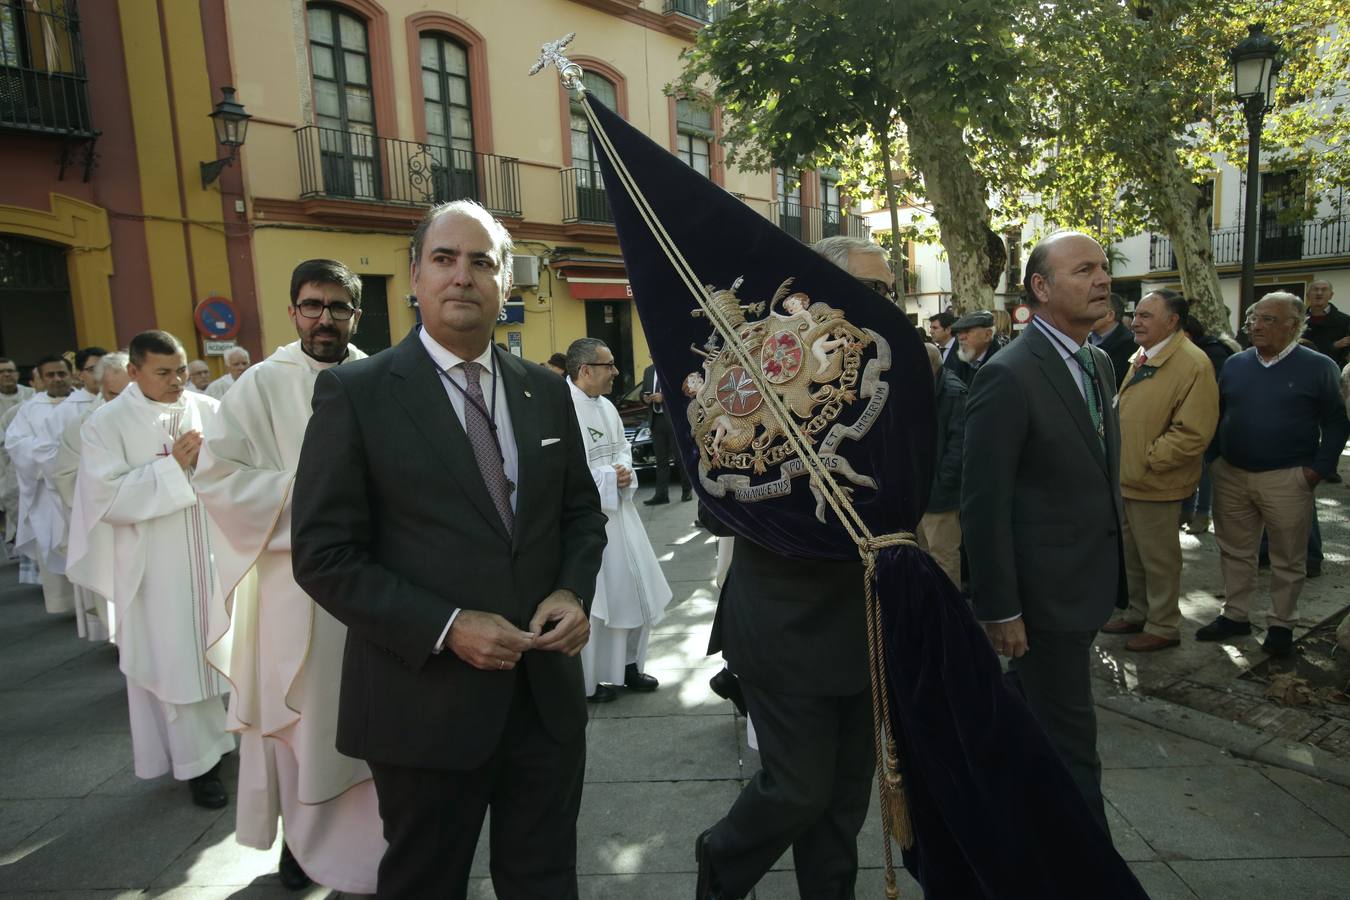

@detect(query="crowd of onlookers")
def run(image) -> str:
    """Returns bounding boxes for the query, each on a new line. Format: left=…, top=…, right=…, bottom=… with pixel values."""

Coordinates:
left=917, top=279, right=1349, bottom=656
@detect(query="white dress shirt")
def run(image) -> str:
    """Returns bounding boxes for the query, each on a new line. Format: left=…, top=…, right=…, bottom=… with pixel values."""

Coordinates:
left=418, top=326, right=522, bottom=650
left=1032, top=315, right=1090, bottom=400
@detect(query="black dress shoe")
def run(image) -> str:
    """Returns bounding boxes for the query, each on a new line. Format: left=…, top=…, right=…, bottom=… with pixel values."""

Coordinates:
left=709, top=668, right=747, bottom=717
left=681, top=489, right=693, bottom=501
left=624, top=663, right=659, bottom=692
left=1263, top=626, right=1294, bottom=657
left=643, top=495, right=671, bottom=506
left=695, top=828, right=724, bottom=899
left=188, top=762, right=228, bottom=809
left=587, top=684, right=618, bottom=703
left=1195, top=615, right=1252, bottom=642
left=278, top=842, right=311, bottom=891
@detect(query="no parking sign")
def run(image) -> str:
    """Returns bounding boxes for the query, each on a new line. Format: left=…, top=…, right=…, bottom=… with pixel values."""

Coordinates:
left=194, top=295, right=241, bottom=340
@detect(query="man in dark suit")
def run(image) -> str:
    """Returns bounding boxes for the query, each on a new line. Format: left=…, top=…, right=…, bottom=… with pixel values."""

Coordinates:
left=641, top=362, right=691, bottom=504
left=1089, top=293, right=1137, bottom=385
left=961, top=231, right=1126, bottom=832
left=694, top=235, right=891, bottom=900
left=291, top=200, right=608, bottom=899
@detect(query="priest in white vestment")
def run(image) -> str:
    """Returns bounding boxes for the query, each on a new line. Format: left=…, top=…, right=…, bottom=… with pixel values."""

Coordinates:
left=564, top=339, right=671, bottom=702
left=51, top=352, right=128, bottom=642
left=0, top=359, right=36, bottom=558
left=5, top=355, right=77, bottom=612
left=187, top=359, right=211, bottom=394
left=199, top=259, right=383, bottom=893
left=206, top=346, right=250, bottom=399
left=68, top=331, right=234, bottom=809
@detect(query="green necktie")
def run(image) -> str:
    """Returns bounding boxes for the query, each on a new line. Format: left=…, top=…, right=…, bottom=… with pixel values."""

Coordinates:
left=1073, top=346, right=1105, bottom=449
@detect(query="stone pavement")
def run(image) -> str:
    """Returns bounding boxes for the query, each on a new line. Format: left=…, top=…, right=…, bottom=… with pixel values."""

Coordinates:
left=2, top=481, right=1350, bottom=899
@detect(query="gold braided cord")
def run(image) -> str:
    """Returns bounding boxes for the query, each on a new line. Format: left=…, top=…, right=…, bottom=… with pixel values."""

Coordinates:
left=581, top=93, right=918, bottom=896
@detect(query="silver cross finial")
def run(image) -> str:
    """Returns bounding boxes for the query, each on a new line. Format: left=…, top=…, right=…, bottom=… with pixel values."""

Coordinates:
left=528, top=32, right=584, bottom=92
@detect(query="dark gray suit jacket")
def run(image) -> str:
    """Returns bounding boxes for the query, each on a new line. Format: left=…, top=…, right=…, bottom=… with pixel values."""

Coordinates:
left=960, top=323, right=1126, bottom=631
left=291, top=330, right=607, bottom=770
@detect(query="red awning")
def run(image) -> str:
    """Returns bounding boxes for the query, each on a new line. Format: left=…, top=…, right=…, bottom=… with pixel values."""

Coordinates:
left=567, top=280, right=633, bottom=300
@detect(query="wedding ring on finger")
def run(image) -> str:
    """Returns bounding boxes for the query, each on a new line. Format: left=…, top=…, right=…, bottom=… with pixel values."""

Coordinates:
left=498, top=659, right=505, bottom=670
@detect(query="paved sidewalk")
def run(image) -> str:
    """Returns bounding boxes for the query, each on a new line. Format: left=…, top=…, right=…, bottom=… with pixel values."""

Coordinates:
left=2, top=489, right=1349, bottom=898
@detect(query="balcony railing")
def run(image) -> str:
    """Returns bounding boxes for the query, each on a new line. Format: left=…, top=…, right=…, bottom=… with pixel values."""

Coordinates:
left=770, top=201, right=870, bottom=244
left=1148, top=215, right=1350, bottom=271
left=295, top=125, right=521, bottom=217
left=561, top=167, right=613, bottom=225
left=663, top=0, right=733, bottom=22
left=0, top=0, right=94, bottom=137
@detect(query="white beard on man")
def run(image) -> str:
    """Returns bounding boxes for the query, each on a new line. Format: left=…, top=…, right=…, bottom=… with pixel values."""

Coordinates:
left=567, top=378, right=672, bottom=701
left=67, top=382, right=234, bottom=808
left=197, top=340, right=383, bottom=894
left=4, top=392, right=76, bottom=614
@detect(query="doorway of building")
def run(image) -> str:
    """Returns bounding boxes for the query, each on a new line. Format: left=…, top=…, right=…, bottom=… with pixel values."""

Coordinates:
left=584, top=299, right=633, bottom=402
left=353, top=275, right=391, bottom=354
left=0, top=235, right=78, bottom=375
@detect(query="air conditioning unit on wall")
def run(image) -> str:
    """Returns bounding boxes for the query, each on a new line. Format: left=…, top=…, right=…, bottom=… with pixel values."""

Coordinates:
left=512, top=255, right=540, bottom=288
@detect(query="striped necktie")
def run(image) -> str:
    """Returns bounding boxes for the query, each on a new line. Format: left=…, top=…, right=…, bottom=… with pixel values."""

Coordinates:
left=1073, top=347, right=1105, bottom=449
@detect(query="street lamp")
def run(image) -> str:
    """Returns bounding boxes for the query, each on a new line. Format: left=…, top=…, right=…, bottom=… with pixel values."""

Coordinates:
left=1230, top=23, right=1281, bottom=323
left=201, top=86, right=252, bottom=188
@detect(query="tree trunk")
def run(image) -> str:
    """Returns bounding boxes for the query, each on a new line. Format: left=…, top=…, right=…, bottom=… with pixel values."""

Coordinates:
left=1151, top=144, right=1230, bottom=336
left=901, top=104, right=995, bottom=314
left=878, top=122, right=905, bottom=308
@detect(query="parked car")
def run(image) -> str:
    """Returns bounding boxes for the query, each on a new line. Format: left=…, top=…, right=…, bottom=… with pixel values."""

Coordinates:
left=615, top=381, right=655, bottom=471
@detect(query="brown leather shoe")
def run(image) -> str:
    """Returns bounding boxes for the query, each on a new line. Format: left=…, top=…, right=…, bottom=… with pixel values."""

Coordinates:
left=1125, top=633, right=1180, bottom=652
left=1100, top=619, right=1144, bottom=635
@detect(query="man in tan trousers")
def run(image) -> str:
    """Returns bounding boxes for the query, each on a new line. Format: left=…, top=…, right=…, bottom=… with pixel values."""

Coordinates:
left=1100, top=290, right=1218, bottom=651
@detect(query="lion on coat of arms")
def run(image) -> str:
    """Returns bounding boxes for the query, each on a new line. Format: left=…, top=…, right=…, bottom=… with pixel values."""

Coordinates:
left=681, top=277, right=891, bottom=512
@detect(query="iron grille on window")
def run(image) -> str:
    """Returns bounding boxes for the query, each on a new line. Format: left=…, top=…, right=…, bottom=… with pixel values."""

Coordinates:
left=0, top=0, right=94, bottom=136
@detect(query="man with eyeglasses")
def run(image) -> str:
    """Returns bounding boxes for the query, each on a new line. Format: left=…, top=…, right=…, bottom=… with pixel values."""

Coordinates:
left=197, top=258, right=382, bottom=893
left=1199, top=292, right=1349, bottom=656
left=207, top=346, right=252, bottom=400
left=564, top=337, right=671, bottom=703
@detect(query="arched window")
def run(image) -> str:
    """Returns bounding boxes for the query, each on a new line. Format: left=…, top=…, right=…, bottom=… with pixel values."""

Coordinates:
left=570, top=72, right=617, bottom=222
left=308, top=4, right=379, bottom=198
left=419, top=33, right=476, bottom=201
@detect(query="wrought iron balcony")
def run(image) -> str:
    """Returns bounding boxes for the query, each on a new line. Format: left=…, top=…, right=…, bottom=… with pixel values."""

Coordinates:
left=0, top=0, right=94, bottom=137
left=770, top=201, right=870, bottom=244
left=295, top=125, right=521, bottom=217
left=1148, top=215, right=1349, bottom=271
left=663, top=0, right=733, bottom=22
left=561, top=167, right=613, bottom=225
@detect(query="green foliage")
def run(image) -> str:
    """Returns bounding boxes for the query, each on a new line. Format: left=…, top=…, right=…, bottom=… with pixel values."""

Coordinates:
left=1006, top=0, right=1350, bottom=238
left=674, top=0, right=1031, bottom=205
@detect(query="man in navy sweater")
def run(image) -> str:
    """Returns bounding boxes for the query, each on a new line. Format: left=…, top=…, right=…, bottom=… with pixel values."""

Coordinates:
left=1200, top=293, right=1350, bottom=656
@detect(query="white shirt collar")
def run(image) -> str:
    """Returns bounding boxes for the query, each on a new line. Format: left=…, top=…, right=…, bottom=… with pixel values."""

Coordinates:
left=1256, top=339, right=1300, bottom=368
left=1137, top=332, right=1174, bottom=362
left=1033, top=315, right=1086, bottom=356
left=418, top=326, right=494, bottom=374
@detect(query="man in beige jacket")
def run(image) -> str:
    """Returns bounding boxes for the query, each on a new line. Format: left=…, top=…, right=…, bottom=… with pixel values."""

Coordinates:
left=1101, top=290, right=1219, bottom=651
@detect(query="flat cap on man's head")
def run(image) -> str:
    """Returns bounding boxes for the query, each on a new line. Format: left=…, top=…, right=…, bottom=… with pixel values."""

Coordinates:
left=951, top=310, right=995, bottom=332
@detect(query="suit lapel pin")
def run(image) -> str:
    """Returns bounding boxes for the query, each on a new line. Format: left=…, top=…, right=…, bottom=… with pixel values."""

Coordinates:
left=524, top=390, right=532, bottom=398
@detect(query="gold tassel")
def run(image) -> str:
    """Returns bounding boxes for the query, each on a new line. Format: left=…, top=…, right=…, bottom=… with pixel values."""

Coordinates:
left=883, top=740, right=914, bottom=850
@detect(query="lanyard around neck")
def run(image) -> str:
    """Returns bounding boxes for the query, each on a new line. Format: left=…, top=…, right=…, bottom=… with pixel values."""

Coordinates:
left=1033, top=316, right=1104, bottom=415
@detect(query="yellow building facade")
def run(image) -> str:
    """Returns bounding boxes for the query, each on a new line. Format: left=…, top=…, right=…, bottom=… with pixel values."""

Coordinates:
left=0, top=0, right=256, bottom=374
left=223, top=0, right=867, bottom=391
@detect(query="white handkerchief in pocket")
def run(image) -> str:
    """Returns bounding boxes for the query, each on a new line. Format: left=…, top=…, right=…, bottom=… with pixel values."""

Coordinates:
left=541, top=437, right=561, bottom=447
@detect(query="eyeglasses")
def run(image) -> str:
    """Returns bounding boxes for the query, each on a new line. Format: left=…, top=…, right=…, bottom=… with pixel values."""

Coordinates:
left=585, top=360, right=619, bottom=370
left=1245, top=314, right=1294, bottom=326
left=294, top=300, right=358, bottom=320
left=858, top=279, right=897, bottom=301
